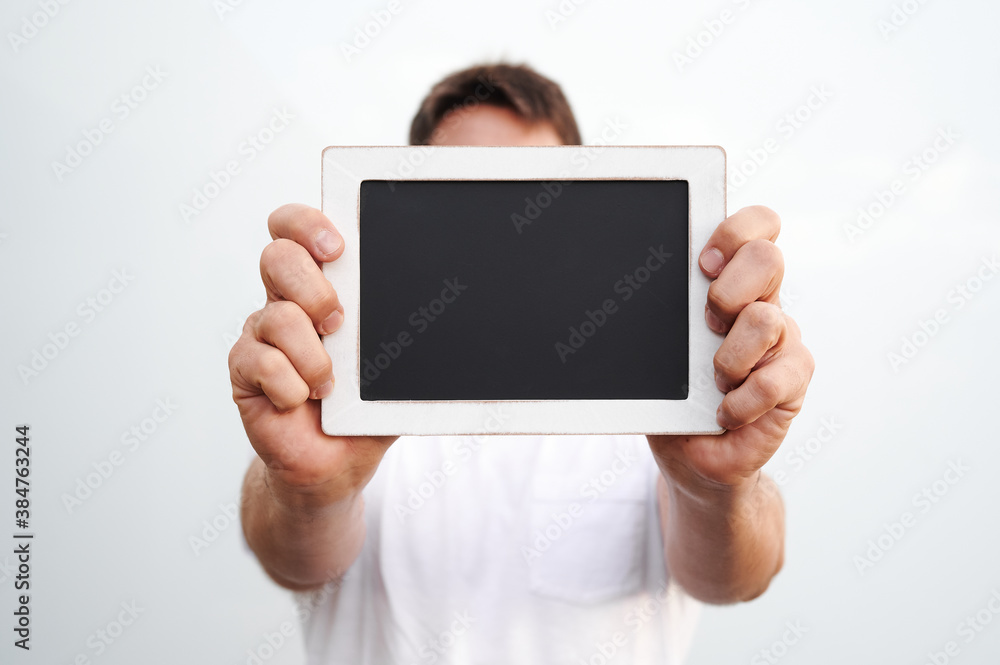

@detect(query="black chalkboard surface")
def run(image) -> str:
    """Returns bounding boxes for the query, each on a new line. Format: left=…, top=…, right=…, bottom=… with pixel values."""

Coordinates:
left=359, top=179, right=689, bottom=401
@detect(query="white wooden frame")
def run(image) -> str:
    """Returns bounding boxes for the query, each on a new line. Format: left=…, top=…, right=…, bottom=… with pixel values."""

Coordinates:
left=321, top=146, right=726, bottom=436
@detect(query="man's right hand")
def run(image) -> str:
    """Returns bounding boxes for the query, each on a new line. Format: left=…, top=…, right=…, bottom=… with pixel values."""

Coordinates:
left=229, top=204, right=397, bottom=587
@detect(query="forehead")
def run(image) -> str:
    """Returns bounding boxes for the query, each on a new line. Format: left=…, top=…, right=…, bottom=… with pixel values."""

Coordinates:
left=431, top=105, right=563, bottom=146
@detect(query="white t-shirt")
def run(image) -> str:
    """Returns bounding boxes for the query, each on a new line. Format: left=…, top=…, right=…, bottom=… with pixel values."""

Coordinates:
left=295, top=433, right=701, bottom=664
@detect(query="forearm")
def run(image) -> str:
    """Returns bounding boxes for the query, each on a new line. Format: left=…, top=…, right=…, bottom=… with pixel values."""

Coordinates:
left=655, top=463, right=785, bottom=604
left=240, top=457, right=367, bottom=591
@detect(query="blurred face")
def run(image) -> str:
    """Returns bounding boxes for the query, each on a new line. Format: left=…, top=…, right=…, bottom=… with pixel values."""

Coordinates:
left=429, top=104, right=563, bottom=147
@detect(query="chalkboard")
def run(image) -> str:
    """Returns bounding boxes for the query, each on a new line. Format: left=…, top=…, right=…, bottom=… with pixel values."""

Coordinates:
left=320, top=146, right=726, bottom=436
left=358, top=180, right=689, bottom=401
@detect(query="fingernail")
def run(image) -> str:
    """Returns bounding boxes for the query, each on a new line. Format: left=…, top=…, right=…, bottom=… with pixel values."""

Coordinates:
left=320, top=310, right=343, bottom=335
left=312, top=380, right=333, bottom=400
left=705, top=308, right=725, bottom=334
left=315, top=230, right=342, bottom=257
left=700, top=248, right=724, bottom=275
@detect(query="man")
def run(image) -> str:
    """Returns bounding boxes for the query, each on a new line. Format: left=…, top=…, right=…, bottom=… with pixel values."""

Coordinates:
left=229, top=64, right=814, bottom=663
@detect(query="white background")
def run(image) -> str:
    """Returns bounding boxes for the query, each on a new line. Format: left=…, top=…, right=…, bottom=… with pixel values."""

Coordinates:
left=1, top=0, right=998, bottom=663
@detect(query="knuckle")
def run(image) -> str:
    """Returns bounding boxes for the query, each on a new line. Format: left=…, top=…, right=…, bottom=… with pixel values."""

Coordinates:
left=227, top=337, right=245, bottom=370
left=744, top=300, right=783, bottom=331
left=299, top=205, right=330, bottom=232
left=267, top=203, right=302, bottom=236
left=301, top=282, right=339, bottom=319
left=718, top=396, right=741, bottom=429
left=244, top=309, right=263, bottom=331
left=720, top=215, right=755, bottom=249
left=750, top=371, right=783, bottom=406
left=713, top=354, right=738, bottom=384
left=271, top=385, right=307, bottom=414
left=263, top=242, right=318, bottom=301
left=707, top=281, right=737, bottom=317
left=283, top=383, right=311, bottom=411
left=229, top=321, right=263, bottom=373
left=714, top=347, right=739, bottom=379
left=260, top=239, right=288, bottom=276
left=256, top=350, right=287, bottom=383
left=242, top=310, right=265, bottom=341
left=265, top=300, right=308, bottom=334
left=745, top=238, right=783, bottom=268
left=259, top=239, right=279, bottom=267
left=301, top=347, right=333, bottom=385
left=266, top=206, right=284, bottom=232
left=801, top=346, right=816, bottom=379
left=261, top=237, right=301, bottom=267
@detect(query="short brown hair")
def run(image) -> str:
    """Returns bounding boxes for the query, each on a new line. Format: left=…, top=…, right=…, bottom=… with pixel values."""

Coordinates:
left=408, top=63, right=581, bottom=146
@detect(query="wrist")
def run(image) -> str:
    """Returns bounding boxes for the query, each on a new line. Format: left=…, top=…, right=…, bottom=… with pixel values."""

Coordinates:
left=654, top=451, right=760, bottom=510
left=262, top=463, right=363, bottom=517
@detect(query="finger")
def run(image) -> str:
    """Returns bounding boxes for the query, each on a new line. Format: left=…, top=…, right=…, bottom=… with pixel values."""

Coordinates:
left=254, top=301, right=334, bottom=399
left=229, top=335, right=311, bottom=412
left=706, top=238, right=784, bottom=332
left=267, top=203, right=344, bottom=263
left=260, top=238, right=344, bottom=334
left=699, top=205, right=781, bottom=278
left=717, top=342, right=814, bottom=430
left=714, top=302, right=787, bottom=392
